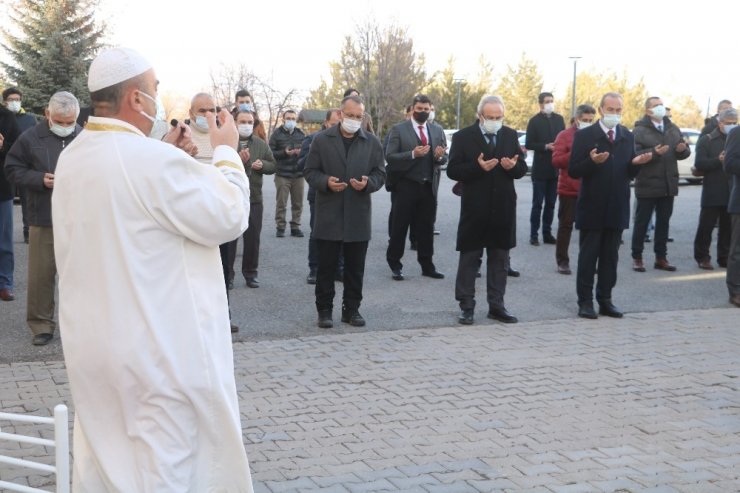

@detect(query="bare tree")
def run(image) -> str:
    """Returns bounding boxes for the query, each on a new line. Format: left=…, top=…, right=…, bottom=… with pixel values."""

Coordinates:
left=209, top=62, right=258, bottom=109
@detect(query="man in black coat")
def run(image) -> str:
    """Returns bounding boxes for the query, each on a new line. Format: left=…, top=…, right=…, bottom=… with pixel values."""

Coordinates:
left=701, top=99, right=733, bottom=136
left=569, top=92, right=652, bottom=319
left=525, top=92, right=565, bottom=246
left=693, top=108, right=736, bottom=269
left=447, top=95, right=527, bottom=325
left=724, top=125, right=740, bottom=308
left=385, top=94, right=447, bottom=281
left=0, top=105, right=20, bottom=302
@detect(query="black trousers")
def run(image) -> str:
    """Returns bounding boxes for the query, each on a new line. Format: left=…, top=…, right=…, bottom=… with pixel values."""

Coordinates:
left=455, top=248, right=508, bottom=311
left=387, top=179, right=435, bottom=271
left=632, top=196, right=674, bottom=259
left=577, top=228, right=622, bottom=304
left=728, top=214, right=740, bottom=296
left=316, top=240, right=368, bottom=312
left=221, top=239, right=237, bottom=284
left=309, top=200, right=343, bottom=272
left=694, top=206, right=730, bottom=264
left=241, top=202, right=263, bottom=279
left=530, top=178, right=557, bottom=238
left=556, top=195, right=577, bottom=266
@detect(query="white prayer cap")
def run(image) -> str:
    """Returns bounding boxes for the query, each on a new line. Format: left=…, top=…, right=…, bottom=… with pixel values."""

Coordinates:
left=88, top=47, right=153, bottom=92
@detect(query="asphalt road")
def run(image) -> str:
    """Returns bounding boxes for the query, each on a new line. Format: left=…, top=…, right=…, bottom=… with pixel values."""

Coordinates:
left=0, top=175, right=729, bottom=364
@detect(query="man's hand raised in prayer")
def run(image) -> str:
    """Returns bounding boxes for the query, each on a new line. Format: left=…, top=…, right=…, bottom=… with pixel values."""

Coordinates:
left=208, top=108, right=239, bottom=150
left=589, top=148, right=610, bottom=164
left=500, top=155, right=519, bottom=170
left=477, top=153, right=498, bottom=171
left=632, top=152, right=653, bottom=165
left=163, top=122, right=198, bottom=156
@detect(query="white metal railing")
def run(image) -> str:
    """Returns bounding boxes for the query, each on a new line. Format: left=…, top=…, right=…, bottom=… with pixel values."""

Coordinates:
left=0, top=404, right=70, bottom=493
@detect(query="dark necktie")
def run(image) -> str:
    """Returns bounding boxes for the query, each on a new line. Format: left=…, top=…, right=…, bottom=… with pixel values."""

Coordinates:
left=608, top=129, right=614, bottom=144
left=485, top=133, right=496, bottom=150
left=418, top=125, right=428, bottom=146
left=657, top=124, right=663, bottom=133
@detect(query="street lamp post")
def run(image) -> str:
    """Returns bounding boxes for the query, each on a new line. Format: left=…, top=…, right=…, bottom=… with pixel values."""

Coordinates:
left=453, top=78, right=465, bottom=130
left=569, top=57, right=581, bottom=119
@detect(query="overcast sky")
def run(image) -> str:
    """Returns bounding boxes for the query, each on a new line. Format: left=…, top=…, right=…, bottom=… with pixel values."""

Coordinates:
left=5, top=0, right=739, bottom=115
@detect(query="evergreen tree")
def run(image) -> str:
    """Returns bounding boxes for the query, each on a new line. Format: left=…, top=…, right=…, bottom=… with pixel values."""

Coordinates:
left=495, top=53, right=545, bottom=131
left=1, top=0, right=104, bottom=111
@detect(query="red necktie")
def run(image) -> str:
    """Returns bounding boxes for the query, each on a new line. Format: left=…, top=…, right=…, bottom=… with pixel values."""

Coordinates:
left=608, top=129, right=614, bottom=144
left=418, top=125, right=428, bottom=146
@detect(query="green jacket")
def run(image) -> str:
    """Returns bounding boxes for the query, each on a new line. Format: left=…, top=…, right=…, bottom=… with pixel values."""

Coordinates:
left=238, top=135, right=276, bottom=204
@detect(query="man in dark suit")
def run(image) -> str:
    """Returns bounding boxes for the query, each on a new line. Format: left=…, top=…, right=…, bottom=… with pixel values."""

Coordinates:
left=447, top=95, right=528, bottom=325
left=724, top=125, right=740, bottom=307
left=385, top=94, right=447, bottom=280
left=304, top=95, right=386, bottom=328
left=568, top=92, right=653, bottom=319
left=526, top=92, right=565, bottom=246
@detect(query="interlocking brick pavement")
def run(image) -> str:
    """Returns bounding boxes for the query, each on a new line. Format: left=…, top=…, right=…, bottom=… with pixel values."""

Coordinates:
left=1, top=308, right=739, bottom=492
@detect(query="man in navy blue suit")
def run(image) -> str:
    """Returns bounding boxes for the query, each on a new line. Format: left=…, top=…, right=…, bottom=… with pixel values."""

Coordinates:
left=568, top=92, right=653, bottom=319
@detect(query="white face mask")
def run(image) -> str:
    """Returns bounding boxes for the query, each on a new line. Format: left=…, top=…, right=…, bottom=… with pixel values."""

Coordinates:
left=650, top=104, right=666, bottom=121
left=602, top=113, right=621, bottom=129
left=577, top=120, right=593, bottom=130
left=49, top=122, right=75, bottom=138
left=428, top=111, right=436, bottom=122
left=7, top=100, right=21, bottom=113
left=722, top=123, right=738, bottom=135
left=137, top=90, right=165, bottom=138
left=238, top=124, right=254, bottom=138
left=482, top=118, right=503, bottom=134
left=543, top=102, right=555, bottom=114
left=341, top=118, right=362, bottom=134
left=284, top=120, right=296, bottom=131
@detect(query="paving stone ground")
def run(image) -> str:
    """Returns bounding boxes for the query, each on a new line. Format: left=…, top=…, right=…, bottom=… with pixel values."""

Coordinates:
left=1, top=308, right=739, bottom=492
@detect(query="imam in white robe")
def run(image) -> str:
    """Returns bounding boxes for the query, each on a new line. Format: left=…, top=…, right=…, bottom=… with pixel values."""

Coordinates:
left=52, top=116, right=253, bottom=492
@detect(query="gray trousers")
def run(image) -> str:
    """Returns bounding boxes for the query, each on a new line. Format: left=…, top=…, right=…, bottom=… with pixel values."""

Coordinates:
left=455, top=248, right=508, bottom=311
left=728, top=214, right=740, bottom=297
left=27, top=226, right=56, bottom=335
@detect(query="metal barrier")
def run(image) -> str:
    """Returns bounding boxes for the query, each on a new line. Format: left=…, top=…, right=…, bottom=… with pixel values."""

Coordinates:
left=0, top=404, right=70, bottom=493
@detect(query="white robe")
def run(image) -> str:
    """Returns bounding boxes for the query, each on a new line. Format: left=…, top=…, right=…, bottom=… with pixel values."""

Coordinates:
left=52, top=116, right=253, bottom=492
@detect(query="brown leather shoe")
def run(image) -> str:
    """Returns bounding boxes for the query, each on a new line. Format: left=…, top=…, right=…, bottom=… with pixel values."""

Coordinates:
left=632, top=258, right=646, bottom=272
left=557, top=263, right=571, bottom=275
left=654, top=257, right=677, bottom=271
left=697, top=259, right=714, bottom=270
left=730, top=294, right=740, bottom=308
left=0, top=288, right=14, bottom=301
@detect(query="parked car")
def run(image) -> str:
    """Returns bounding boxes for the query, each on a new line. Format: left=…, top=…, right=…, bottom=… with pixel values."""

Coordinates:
left=518, top=132, right=534, bottom=173
left=679, top=128, right=702, bottom=184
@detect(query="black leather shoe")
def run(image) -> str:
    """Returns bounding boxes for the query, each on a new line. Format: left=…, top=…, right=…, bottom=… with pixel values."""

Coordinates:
left=276, top=229, right=285, bottom=238
left=226, top=279, right=234, bottom=290
left=507, top=267, right=520, bottom=277
left=291, top=229, right=304, bottom=237
left=230, top=323, right=239, bottom=333
left=32, top=333, right=53, bottom=346
left=598, top=301, right=624, bottom=318
left=245, top=277, right=260, bottom=288
left=317, top=311, right=333, bottom=328
left=341, top=309, right=366, bottom=327
left=422, top=270, right=445, bottom=279
left=578, top=303, right=598, bottom=319
left=391, top=269, right=404, bottom=281
left=307, top=270, right=317, bottom=284
left=529, top=237, right=540, bottom=246
left=487, top=308, right=518, bottom=323
left=543, top=234, right=556, bottom=244
left=458, top=309, right=474, bottom=325
left=476, top=271, right=482, bottom=278
left=433, top=230, right=440, bottom=235
left=409, top=241, right=417, bottom=251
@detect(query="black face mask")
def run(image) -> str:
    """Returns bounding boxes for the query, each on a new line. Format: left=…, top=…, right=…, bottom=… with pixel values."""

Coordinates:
left=413, top=111, right=430, bottom=123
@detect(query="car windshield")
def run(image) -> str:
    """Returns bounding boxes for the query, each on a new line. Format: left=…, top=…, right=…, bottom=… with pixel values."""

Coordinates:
left=682, top=130, right=700, bottom=145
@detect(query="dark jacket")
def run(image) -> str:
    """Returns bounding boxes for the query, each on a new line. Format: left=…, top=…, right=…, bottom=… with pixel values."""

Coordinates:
left=384, top=119, right=447, bottom=195
left=446, top=123, right=528, bottom=251
left=632, top=115, right=690, bottom=199
left=5, top=120, right=81, bottom=226
left=551, top=125, right=581, bottom=197
left=299, top=129, right=322, bottom=203
left=694, top=129, right=730, bottom=208
left=269, top=125, right=306, bottom=178
left=525, top=111, right=565, bottom=181
left=701, top=115, right=719, bottom=136
left=238, top=135, right=276, bottom=204
left=14, top=110, right=38, bottom=135
left=724, top=126, right=740, bottom=214
left=303, top=125, right=386, bottom=242
left=569, top=122, right=642, bottom=230
left=0, top=107, right=20, bottom=201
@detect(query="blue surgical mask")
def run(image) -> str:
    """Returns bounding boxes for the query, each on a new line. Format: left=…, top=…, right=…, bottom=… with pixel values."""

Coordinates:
left=239, top=103, right=253, bottom=112
left=650, top=104, right=666, bottom=120
left=577, top=120, right=593, bottom=130
left=284, top=120, right=296, bottom=131
left=194, top=116, right=209, bottom=132
left=723, top=124, right=738, bottom=135
left=602, top=113, right=621, bottom=129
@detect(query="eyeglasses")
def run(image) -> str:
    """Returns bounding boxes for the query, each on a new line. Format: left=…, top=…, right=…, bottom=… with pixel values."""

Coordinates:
left=342, top=111, right=364, bottom=121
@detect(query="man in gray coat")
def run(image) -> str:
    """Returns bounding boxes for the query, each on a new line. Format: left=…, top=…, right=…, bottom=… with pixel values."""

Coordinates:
left=304, top=95, right=386, bottom=328
left=724, top=125, right=740, bottom=307
left=631, top=96, right=690, bottom=272
left=385, top=94, right=447, bottom=280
